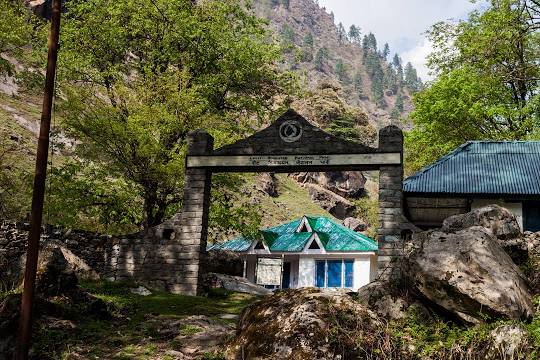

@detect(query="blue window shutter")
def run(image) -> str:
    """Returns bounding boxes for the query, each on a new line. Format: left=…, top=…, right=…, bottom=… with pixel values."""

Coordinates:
left=316, top=260, right=325, bottom=288
left=327, top=260, right=342, bottom=287
left=344, top=259, right=354, bottom=288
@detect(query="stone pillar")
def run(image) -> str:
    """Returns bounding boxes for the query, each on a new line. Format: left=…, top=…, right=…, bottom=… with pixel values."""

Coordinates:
left=377, top=125, right=405, bottom=280
left=170, top=130, right=213, bottom=295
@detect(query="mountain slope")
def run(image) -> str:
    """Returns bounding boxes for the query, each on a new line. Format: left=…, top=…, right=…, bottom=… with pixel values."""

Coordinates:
left=253, top=0, right=417, bottom=127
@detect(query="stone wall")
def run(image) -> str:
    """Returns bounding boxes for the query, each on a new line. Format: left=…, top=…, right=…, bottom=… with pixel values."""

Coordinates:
left=0, top=220, right=194, bottom=292
left=377, top=126, right=418, bottom=280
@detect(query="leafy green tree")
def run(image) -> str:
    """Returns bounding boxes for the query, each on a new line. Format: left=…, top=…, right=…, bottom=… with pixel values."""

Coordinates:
left=335, top=59, right=348, bottom=83
left=57, top=0, right=290, bottom=229
left=280, top=24, right=296, bottom=52
left=281, top=0, right=290, bottom=9
left=301, top=32, right=314, bottom=62
left=348, top=25, right=361, bottom=44
left=0, top=0, right=45, bottom=75
left=404, top=62, right=421, bottom=92
left=382, top=43, right=390, bottom=60
left=353, top=71, right=363, bottom=97
left=391, top=92, right=404, bottom=120
left=337, top=22, right=347, bottom=44
left=407, top=0, right=540, bottom=171
left=392, top=53, right=404, bottom=83
left=314, top=47, right=329, bottom=72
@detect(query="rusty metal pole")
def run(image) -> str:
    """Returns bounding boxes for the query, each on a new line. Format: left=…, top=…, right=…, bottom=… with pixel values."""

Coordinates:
left=14, top=0, right=62, bottom=358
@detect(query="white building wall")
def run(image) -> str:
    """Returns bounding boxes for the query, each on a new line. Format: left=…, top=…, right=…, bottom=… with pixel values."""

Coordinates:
left=287, top=256, right=299, bottom=288
left=298, top=257, right=315, bottom=287
left=353, top=256, right=372, bottom=290
left=471, top=199, right=523, bottom=230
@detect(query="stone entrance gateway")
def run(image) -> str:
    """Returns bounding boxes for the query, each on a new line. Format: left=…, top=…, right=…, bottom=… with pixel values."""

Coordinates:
left=158, top=110, right=409, bottom=295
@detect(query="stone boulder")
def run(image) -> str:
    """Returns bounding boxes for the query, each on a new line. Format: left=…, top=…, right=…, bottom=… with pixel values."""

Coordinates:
left=202, top=273, right=271, bottom=296
left=443, top=204, right=528, bottom=264
left=305, top=183, right=356, bottom=219
left=16, top=241, right=98, bottom=297
left=225, top=288, right=390, bottom=360
left=406, top=227, right=534, bottom=324
left=485, top=324, right=531, bottom=360
left=343, top=217, right=367, bottom=232
left=256, top=173, right=278, bottom=197
left=34, top=244, right=79, bottom=297
left=292, top=171, right=366, bottom=198
left=442, top=205, right=521, bottom=241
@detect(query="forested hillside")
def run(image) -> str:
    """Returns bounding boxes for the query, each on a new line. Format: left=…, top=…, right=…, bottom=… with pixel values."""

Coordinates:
left=253, top=0, right=422, bottom=127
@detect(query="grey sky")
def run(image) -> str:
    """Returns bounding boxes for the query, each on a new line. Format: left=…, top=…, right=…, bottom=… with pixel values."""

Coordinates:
left=317, top=0, right=482, bottom=80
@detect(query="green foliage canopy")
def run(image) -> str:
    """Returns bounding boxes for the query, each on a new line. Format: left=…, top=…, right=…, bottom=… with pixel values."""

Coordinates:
left=406, top=0, right=540, bottom=173
left=54, top=0, right=291, bottom=230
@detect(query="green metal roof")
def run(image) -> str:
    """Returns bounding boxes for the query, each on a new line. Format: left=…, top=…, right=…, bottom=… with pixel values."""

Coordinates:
left=208, top=216, right=378, bottom=253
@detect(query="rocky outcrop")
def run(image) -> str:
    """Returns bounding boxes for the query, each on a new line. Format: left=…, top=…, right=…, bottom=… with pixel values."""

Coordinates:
left=443, top=205, right=532, bottom=264
left=406, top=226, right=534, bottom=323
left=442, top=204, right=522, bottom=241
left=256, top=172, right=278, bottom=197
left=343, top=217, right=367, bottom=232
left=292, top=171, right=366, bottom=198
left=202, top=273, right=272, bottom=296
left=305, top=183, right=356, bottom=219
left=225, top=288, right=392, bottom=360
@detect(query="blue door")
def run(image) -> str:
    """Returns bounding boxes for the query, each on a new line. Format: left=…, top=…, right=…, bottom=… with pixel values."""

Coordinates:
left=282, top=262, right=291, bottom=289
left=316, top=260, right=325, bottom=288
left=327, top=260, right=342, bottom=287
left=524, top=201, right=540, bottom=232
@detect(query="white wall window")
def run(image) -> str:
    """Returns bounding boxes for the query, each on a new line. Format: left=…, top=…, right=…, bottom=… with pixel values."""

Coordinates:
left=315, top=259, right=354, bottom=288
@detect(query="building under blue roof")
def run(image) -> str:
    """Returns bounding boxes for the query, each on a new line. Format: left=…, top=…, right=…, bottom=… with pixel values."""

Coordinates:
left=404, top=141, right=540, bottom=231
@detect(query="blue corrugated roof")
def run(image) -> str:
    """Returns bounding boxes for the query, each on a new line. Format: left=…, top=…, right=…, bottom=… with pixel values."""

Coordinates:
left=208, top=216, right=378, bottom=253
left=404, top=141, right=540, bottom=195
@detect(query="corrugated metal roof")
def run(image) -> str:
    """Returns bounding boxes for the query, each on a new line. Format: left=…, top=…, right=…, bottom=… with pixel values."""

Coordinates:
left=208, top=238, right=252, bottom=252
left=268, top=232, right=312, bottom=252
left=208, top=216, right=378, bottom=253
left=404, top=141, right=540, bottom=195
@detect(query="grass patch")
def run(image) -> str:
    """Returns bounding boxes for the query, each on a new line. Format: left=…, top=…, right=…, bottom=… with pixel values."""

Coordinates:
left=28, top=280, right=258, bottom=359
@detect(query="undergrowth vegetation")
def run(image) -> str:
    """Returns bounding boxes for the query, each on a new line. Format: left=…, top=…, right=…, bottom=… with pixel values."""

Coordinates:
left=1, top=281, right=257, bottom=360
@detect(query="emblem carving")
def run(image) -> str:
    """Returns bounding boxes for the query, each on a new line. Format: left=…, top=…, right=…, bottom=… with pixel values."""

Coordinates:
left=279, top=120, right=303, bottom=143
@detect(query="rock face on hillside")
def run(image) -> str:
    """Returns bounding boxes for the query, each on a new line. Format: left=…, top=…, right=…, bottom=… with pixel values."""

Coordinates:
left=225, top=288, right=388, bottom=360
left=406, top=209, right=534, bottom=323
left=292, top=171, right=366, bottom=198
left=305, top=183, right=356, bottom=219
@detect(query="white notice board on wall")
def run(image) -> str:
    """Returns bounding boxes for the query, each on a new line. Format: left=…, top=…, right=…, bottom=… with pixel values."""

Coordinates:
left=256, top=258, right=282, bottom=286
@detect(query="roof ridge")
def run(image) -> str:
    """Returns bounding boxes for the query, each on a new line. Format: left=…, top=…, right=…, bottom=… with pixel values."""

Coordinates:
left=404, top=142, right=473, bottom=185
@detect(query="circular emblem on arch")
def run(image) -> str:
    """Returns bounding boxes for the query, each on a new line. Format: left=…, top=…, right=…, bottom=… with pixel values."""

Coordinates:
left=279, top=120, right=303, bottom=143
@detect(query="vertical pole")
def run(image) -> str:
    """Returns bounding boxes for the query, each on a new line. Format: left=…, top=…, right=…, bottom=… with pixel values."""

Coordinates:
left=14, top=0, right=62, bottom=358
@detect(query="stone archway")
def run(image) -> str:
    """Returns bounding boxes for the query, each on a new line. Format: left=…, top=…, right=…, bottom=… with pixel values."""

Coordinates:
left=155, top=110, right=409, bottom=295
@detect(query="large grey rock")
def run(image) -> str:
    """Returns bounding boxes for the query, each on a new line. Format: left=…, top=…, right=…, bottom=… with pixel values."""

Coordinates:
left=256, top=172, right=278, bottom=197
left=406, top=227, right=534, bottom=323
left=443, top=205, right=528, bottom=265
left=202, top=273, right=271, bottom=296
left=292, top=171, right=366, bottom=198
left=343, top=217, right=367, bottom=232
left=225, top=288, right=385, bottom=360
left=442, top=205, right=521, bottom=241
left=306, top=183, right=356, bottom=219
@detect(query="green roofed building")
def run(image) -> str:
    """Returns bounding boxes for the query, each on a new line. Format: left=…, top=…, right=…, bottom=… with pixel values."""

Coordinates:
left=208, top=215, right=378, bottom=291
